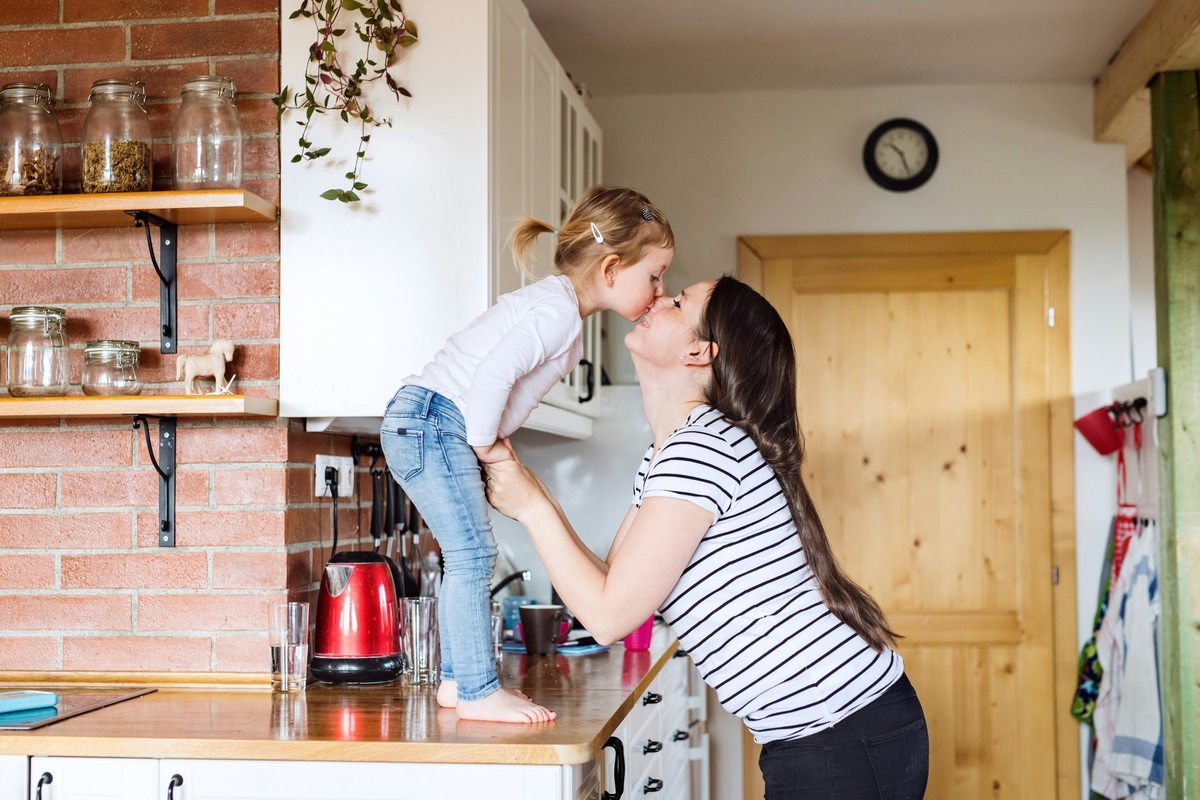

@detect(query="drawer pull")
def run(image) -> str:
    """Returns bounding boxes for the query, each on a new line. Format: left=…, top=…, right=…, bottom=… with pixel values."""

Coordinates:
left=35, top=772, right=52, bottom=800
left=167, top=774, right=183, bottom=800
left=641, top=691, right=663, bottom=706
left=673, top=729, right=689, bottom=742
left=642, top=777, right=664, bottom=794
left=602, top=735, right=626, bottom=800
left=642, top=739, right=663, bottom=754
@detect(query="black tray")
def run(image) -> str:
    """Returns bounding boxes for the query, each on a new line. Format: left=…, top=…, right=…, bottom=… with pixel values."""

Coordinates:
left=0, top=688, right=156, bottom=731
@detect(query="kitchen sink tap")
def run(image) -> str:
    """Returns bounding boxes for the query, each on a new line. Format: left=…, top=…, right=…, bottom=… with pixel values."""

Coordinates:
left=490, top=569, right=531, bottom=598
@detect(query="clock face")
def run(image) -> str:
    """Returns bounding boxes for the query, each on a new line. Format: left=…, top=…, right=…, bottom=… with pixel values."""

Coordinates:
left=873, top=127, right=929, bottom=179
left=863, top=118, right=939, bottom=192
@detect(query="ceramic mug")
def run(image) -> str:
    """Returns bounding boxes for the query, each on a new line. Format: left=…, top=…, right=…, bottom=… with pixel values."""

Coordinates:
left=518, top=604, right=573, bottom=655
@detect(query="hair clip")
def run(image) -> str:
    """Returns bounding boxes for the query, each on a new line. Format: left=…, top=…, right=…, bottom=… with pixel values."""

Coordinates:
left=552, top=229, right=558, bottom=236
left=590, top=222, right=604, bottom=243
left=641, top=203, right=653, bottom=221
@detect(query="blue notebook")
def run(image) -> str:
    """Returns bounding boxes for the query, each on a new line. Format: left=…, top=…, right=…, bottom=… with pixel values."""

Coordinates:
left=0, top=691, right=58, bottom=715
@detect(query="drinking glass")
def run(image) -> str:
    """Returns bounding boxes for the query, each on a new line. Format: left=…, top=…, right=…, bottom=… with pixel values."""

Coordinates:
left=269, top=601, right=309, bottom=692
left=401, top=596, right=439, bottom=684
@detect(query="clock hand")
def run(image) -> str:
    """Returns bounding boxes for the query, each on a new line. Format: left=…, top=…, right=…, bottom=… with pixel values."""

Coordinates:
left=888, top=143, right=912, bottom=176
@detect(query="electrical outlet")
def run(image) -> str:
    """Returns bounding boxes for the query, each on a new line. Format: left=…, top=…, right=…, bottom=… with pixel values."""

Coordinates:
left=315, top=455, right=355, bottom=499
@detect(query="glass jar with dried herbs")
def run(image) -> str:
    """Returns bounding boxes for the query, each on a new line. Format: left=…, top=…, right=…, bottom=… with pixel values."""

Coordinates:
left=81, top=79, right=152, bottom=193
left=0, top=82, right=63, bottom=196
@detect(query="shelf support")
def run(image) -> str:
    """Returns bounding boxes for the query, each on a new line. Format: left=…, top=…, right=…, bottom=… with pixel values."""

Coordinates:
left=132, top=415, right=177, bottom=547
left=127, top=211, right=178, bottom=354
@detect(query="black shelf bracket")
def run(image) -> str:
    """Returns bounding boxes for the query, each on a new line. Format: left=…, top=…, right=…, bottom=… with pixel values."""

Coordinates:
left=132, top=415, right=177, bottom=547
left=127, top=210, right=178, bottom=354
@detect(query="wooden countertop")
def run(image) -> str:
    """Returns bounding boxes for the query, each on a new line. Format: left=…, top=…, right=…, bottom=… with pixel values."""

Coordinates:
left=0, top=626, right=677, bottom=766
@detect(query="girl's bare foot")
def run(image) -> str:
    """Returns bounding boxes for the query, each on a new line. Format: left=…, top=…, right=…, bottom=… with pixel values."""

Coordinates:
left=436, top=680, right=458, bottom=708
left=456, top=689, right=556, bottom=723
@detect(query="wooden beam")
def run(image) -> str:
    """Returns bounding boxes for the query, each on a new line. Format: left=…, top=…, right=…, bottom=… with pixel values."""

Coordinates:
left=1094, top=0, right=1200, bottom=166
left=1151, top=69, right=1200, bottom=796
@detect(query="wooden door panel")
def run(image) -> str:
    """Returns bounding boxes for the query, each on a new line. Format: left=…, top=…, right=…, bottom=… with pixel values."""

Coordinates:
left=792, top=288, right=1017, bottom=612
left=754, top=238, right=1065, bottom=799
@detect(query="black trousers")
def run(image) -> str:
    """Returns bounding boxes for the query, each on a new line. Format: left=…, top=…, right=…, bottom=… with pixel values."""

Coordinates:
left=758, top=674, right=929, bottom=799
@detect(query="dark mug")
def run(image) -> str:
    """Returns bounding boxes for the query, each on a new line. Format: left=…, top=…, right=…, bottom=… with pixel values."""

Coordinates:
left=519, top=604, right=573, bottom=655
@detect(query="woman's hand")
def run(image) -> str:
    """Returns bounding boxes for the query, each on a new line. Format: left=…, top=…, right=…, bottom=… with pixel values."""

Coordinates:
left=484, top=457, right=548, bottom=522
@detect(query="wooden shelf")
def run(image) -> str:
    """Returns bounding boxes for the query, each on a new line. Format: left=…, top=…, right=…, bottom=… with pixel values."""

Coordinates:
left=0, top=189, right=276, bottom=231
left=0, top=394, right=278, bottom=419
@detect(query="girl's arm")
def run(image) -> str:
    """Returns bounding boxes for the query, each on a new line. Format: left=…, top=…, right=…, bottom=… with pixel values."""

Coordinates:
left=486, top=459, right=711, bottom=644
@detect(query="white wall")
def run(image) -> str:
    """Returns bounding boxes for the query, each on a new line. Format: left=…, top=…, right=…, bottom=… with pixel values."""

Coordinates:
left=588, top=81, right=1134, bottom=799
left=1128, top=168, right=1157, bottom=378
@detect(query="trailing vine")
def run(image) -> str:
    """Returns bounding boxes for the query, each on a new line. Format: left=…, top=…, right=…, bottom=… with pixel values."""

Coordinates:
left=274, top=0, right=418, bottom=203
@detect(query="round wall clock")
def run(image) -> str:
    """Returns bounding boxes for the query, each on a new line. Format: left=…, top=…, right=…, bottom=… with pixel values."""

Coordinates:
left=862, top=118, right=939, bottom=192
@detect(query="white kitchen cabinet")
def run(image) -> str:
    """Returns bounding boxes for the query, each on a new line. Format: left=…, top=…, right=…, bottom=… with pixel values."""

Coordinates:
left=158, top=760, right=565, bottom=800
left=601, top=653, right=707, bottom=800
left=29, top=757, right=157, bottom=800
left=0, top=756, right=25, bottom=800
left=282, top=0, right=603, bottom=439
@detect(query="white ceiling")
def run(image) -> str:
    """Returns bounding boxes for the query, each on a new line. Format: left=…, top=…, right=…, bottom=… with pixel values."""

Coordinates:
left=522, top=0, right=1156, bottom=97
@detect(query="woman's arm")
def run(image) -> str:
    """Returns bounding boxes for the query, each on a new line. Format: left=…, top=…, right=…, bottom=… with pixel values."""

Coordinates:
left=486, top=458, right=712, bottom=644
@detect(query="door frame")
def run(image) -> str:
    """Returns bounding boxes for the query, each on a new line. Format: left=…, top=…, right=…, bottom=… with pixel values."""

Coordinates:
left=736, top=230, right=1079, bottom=799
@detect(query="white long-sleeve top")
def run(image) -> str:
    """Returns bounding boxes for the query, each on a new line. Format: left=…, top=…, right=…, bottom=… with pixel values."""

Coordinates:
left=402, top=275, right=583, bottom=446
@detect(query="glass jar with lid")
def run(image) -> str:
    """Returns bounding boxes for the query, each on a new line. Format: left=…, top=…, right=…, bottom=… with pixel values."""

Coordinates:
left=172, top=75, right=242, bottom=190
left=82, top=340, right=143, bottom=396
left=81, top=79, right=152, bottom=193
left=0, top=82, right=63, bottom=196
left=6, top=306, right=68, bottom=397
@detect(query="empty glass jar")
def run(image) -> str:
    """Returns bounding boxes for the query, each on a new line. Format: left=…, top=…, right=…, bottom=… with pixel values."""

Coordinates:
left=82, top=340, right=143, bottom=396
left=81, top=79, right=152, bottom=193
left=0, top=82, right=62, bottom=196
left=173, top=76, right=242, bottom=190
left=6, top=306, right=68, bottom=397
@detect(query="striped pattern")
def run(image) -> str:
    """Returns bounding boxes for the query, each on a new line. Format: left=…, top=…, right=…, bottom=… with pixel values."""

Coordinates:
left=634, top=405, right=903, bottom=743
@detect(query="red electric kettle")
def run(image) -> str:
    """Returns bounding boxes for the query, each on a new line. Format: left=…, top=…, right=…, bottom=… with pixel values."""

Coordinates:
left=311, top=551, right=404, bottom=684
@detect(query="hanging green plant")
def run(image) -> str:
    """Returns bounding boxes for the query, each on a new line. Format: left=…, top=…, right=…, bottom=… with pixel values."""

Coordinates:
left=273, top=0, right=418, bottom=203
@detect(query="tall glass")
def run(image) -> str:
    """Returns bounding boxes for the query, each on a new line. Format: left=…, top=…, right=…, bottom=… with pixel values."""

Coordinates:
left=269, top=601, right=310, bottom=692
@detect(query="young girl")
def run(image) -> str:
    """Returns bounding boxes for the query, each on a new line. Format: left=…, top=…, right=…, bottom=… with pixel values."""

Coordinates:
left=380, top=186, right=675, bottom=723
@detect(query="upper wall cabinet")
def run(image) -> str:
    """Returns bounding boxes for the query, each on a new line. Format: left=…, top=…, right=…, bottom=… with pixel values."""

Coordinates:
left=281, top=0, right=601, bottom=437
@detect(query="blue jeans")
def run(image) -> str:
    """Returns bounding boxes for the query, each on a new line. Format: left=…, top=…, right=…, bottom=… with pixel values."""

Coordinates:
left=380, top=386, right=500, bottom=702
left=758, top=674, right=929, bottom=799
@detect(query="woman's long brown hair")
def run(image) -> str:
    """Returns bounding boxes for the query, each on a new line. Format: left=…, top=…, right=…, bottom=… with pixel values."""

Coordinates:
left=698, top=276, right=898, bottom=651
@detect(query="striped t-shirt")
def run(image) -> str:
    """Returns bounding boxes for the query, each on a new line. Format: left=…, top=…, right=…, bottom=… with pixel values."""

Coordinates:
left=633, top=404, right=903, bottom=744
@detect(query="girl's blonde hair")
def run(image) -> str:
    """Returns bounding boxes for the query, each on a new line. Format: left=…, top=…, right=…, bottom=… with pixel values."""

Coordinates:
left=507, top=185, right=674, bottom=281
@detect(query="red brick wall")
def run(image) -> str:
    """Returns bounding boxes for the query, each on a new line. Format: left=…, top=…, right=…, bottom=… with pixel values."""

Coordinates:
left=0, top=2, right=367, bottom=678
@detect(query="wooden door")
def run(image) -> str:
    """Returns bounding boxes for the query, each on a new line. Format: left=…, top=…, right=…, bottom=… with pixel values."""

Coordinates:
left=737, top=232, right=1078, bottom=799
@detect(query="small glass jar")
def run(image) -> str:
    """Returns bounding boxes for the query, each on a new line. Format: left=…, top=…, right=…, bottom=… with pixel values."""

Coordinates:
left=0, top=82, right=63, bottom=196
left=6, top=306, right=68, bottom=397
left=81, top=79, right=152, bottom=193
left=82, top=340, right=143, bottom=396
left=172, top=75, right=242, bottom=190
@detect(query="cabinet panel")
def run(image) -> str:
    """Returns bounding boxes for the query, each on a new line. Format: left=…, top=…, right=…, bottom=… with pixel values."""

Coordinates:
left=30, top=757, right=157, bottom=800
left=0, top=756, right=24, bottom=800
left=159, top=760, right=561, bottom=800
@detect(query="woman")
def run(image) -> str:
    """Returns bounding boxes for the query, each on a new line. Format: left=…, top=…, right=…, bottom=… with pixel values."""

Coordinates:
left=486, top=276, right=929, bottom=798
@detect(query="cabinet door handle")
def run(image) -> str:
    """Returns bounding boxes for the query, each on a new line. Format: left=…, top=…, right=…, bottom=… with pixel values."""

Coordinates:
left=672, top=729, right=689, bottom=742
left=167, top=774, right=183, bottom=800
left=577, top=358, right=594, bottom=403
left=642, top=691, right=662, bottom=705
left=642, top=777, right=664, bottom=794
left=601, top=735, right=625, bottom=800
left=642, top=739, right=662, bottom=754
left=35, top=772, right=52, bottom=800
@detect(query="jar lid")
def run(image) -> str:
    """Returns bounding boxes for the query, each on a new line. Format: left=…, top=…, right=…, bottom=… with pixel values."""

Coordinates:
left=88, top=79, right=147, bottom=103
left=84, top=339, right=140, bottom=353
left=181, top=75, right=236, bottom=99
left=0, top=82, right=54, bottom=107
left=10, top=305, right=66, bottom=320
